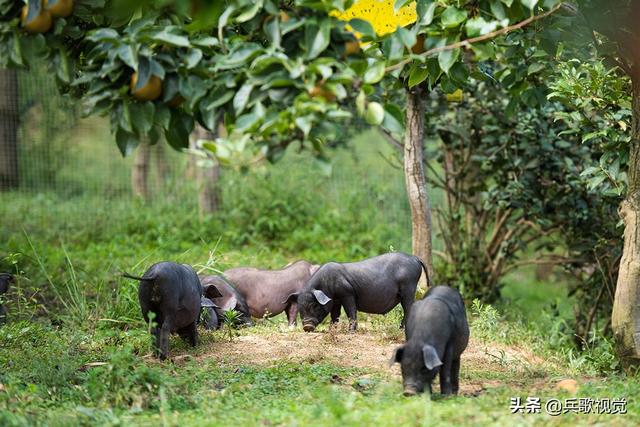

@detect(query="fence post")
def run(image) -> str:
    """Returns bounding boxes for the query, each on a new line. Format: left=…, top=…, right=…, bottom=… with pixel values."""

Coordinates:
left=0, top=69, right=19, bottom=191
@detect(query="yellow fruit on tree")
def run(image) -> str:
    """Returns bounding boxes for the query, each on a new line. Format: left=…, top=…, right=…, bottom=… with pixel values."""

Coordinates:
left=411, top=34, right=426, bottom=55
left=21, top=3, right=53, bottom=34
left=130, top=73, right=163, bottom=101
left=331, top=0, right=416, bottom=37
left=344, top=40, right=361, bottom=56
left=45, top=0, right=74, bottom=18
left=279, top=11, right=290, bottom=22
left=308, top=85, right=336, bottom=102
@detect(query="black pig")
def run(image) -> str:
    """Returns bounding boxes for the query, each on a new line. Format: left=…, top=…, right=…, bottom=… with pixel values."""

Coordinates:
left=123, top=262, right=202, bottom=360
left=200, top=275, right=252, bottom=325
left=200, top=296, right=220, bottom=330
left=0, top=273, right=13, bottom=325
left=289, top=252, right=428, bottom=332
left=391, top=285, right=469, bottom=396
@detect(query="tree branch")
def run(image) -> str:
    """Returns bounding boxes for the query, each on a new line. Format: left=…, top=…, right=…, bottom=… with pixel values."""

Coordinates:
left=385, top=3, right=565, bottom=73
left=379, top=128, right=403, bottom=153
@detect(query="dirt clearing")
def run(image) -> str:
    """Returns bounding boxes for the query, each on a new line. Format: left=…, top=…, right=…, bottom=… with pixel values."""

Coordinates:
left=186, top=327, right=555, bottom=396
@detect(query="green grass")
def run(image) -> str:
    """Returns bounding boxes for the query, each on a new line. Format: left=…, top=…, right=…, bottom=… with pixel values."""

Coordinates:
left=0, top=122, right=636, bottom=425
left=0, top=315, right=637, bottom=426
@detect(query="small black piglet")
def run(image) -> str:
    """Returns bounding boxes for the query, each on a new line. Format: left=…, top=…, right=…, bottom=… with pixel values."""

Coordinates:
left=391, top=285, right=469, bottom=396
left=124, top=262, right=203, bottom=360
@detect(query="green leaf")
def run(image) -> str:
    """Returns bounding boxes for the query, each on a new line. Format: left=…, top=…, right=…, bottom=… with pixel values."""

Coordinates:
left=417, top=0, right=437, bottom=25
left=162, top=75, right=179, bottom=103
left=233, top=83, right=254, bottom=114
left=394, top=0, right=413, bottom=13
left=165, top=111, right=194, bottom=150
left=130, top=102, right=155, bottom=135
left=149, top=58, right=165, bottom=80
left=120, top=101, right=133, bottom=133
left=295, top=116, right=313, bottom=137
left=397, top=27, right=417, bottom=50
left=151, top=28, right=190, bottom=47
left=192, top=36, right=219, bottom=48
left=115, top=129, right=140, bottom=157
left=56, top=50, right=72, bottom=84
left=218, top=6, right=236, bottom=39
left=348, top=19, right=376, bottom=39
left=520, top=0, right=539, bottom=10
left=465, top=17, right=499, bottom=37
left=236, top=0, right=263, bottom=23
left=408, top=65, right=429, bottom=87
left=490, top=0, right=507, bottom=19
left=116, top=45, right=137, bottom=69
left=154, top=105, right=171, bottom=129
left=87, top=28, right=120, bottom=43
left=527, top=62, right=545, bottom=75
left=264, top=15, right=281, bottom=47
left=438, top=48, right=460, bottom=74
left=364, top=60, right=386, bottom=84
left=185, top=48, right=203, bottom=69
left=203, top=87, right=235, bottom=111
left=135, top=56, right=152, bottom=90
left=382, top=103, right=404, bottom=134
left=235, top=113, right=261, bottom=132
left=441, top=7, right=468, bottom=29
left=365, top=102, right=385, bottom=126
left=471, top=43, right=496, bottom=61
left=306, top=20, right=331, bottom=59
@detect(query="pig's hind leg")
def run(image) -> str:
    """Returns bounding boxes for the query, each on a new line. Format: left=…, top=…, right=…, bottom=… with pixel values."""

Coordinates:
left=398, top=283, right=416, bottom=328
left=158, top=318, right=173, bottom=360
left=178, top=321, right=198, bottom=347
left=439, top=343, right=454, bottom=396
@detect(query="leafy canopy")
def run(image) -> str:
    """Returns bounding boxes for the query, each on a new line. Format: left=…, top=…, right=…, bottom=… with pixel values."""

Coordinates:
left=0, top=0, right=562, bottom=158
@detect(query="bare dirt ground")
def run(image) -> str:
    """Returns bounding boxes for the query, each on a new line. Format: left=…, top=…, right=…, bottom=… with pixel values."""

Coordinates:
left=188, top=325, right=556, bottom=396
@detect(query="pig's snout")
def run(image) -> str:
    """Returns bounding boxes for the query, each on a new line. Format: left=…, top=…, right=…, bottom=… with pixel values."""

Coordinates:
left=403, top=385, right=418, bottom=397
left=302, top=320, right=316, bottom=332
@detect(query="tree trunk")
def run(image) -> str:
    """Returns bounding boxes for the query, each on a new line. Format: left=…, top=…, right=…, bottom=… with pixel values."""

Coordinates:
left=404, top=85, right=434, bottom=285
left=191, top=124, right=221, bottom=216
left=153, top=143, right=170, bottom=191
left=132, top=143, right=151, bottom=201
left=612, top=72, right=640, bottom=365
left=0, top=69, right=19, bottom=191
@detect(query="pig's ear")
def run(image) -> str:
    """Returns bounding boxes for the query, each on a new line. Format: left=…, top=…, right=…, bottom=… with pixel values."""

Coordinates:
left=312, top=289, right=331, bottom=305
left=389, top=345, right=405, bottom=366
left=309, top=264, right=320, bottom=276
left=200, top=297, right=216, bottom=308
left=204, top=285, right=223, bottom=299
left=221, top=295, right=238, bottom=311
left=284, top=292, right=299, bottom=305
left=422, top=345, right=443, bottom=370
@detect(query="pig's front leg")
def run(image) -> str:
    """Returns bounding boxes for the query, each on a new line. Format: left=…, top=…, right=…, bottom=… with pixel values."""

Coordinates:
left=285, top=302, right=298, bottom=327
left=342, top=296, right=357, bottom=332
left=451, top=358, right=461, bottom=395
left=330, top=302, right=341, bottom=324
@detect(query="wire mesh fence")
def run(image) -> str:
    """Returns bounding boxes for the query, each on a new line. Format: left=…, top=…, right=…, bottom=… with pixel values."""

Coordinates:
left=2, top=65, right=412, bottom=241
